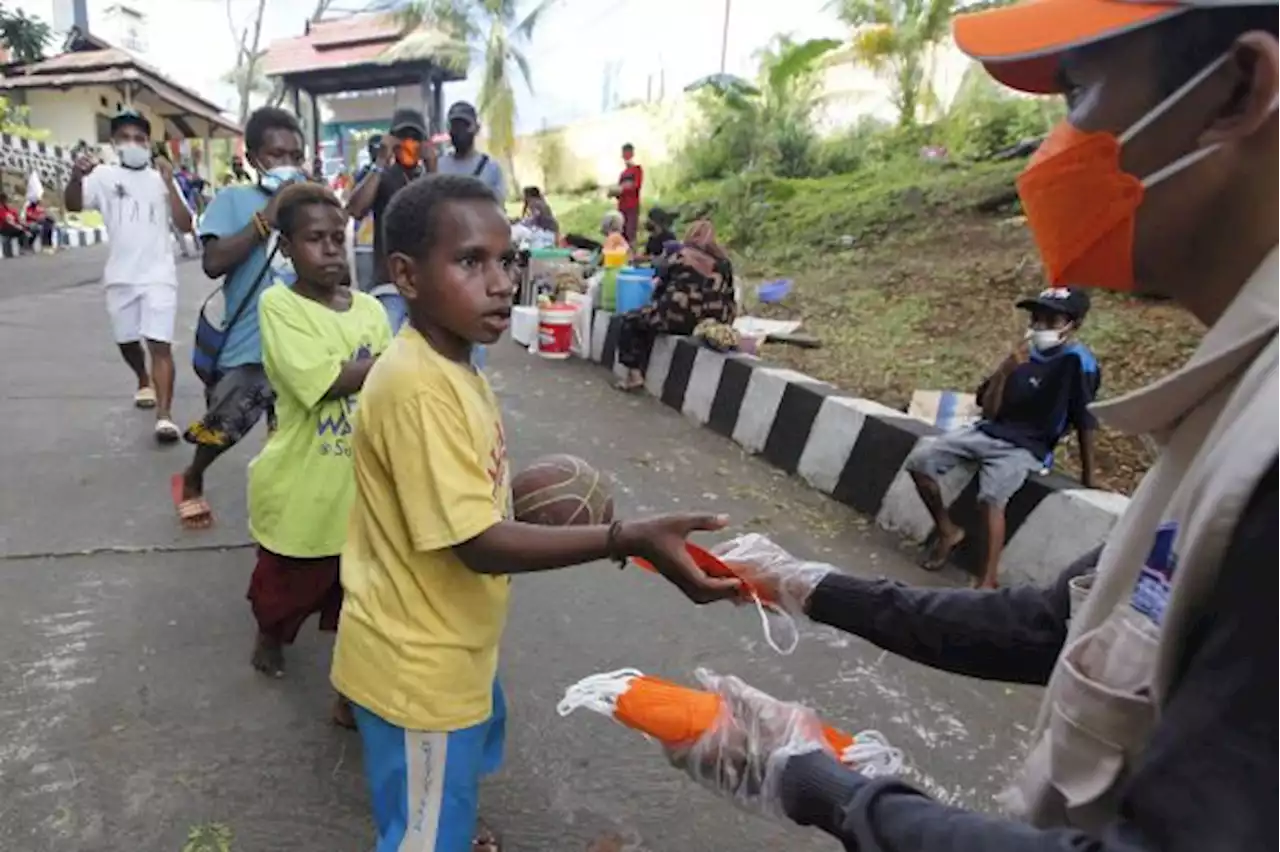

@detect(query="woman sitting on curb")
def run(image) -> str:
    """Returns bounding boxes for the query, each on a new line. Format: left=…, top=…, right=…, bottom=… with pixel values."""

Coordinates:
left=614, top=219, right=736, bottom=392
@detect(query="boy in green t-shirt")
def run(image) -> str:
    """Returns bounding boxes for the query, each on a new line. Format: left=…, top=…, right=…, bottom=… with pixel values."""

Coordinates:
left=246, top=182, right=391, bottom=726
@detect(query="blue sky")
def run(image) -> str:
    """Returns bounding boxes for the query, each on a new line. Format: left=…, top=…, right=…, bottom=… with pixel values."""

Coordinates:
left=11, top=0, right=844, bottom=133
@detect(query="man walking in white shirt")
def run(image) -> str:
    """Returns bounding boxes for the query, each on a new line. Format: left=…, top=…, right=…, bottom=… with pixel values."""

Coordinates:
left=65, top=109, right=193, bottom=443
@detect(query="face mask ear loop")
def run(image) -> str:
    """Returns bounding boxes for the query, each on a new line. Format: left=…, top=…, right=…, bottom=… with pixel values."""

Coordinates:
left=1119, top=53, right=1231, bottom=146
left=752, top=592, right=799, bottom=656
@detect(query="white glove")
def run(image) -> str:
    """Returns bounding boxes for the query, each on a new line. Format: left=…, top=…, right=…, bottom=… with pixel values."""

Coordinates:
left=712, top=533, right=835, bottom=617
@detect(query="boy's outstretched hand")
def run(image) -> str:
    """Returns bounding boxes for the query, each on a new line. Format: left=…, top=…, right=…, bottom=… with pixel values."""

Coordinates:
left=618, top=515, right=741, bottom=604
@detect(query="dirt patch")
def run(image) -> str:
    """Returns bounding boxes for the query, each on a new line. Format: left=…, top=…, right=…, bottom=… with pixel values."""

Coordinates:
left=741, top=206, right=1199, bottom=494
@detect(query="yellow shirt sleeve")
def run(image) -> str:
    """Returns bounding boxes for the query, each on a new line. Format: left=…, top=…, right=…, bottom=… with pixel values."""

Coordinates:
left=260, top=289, right=342, bottom=409
left=380, top=386, right=504, bottom=553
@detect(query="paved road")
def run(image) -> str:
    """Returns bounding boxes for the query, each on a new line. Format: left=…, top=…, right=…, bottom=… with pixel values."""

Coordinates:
left=0, top=247, right=1041, bottom=851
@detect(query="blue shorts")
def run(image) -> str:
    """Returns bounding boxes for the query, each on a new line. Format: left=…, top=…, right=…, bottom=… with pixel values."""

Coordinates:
left=373, top=289, right=486, bottom=370
left=353, top=682, right=507, bottom=852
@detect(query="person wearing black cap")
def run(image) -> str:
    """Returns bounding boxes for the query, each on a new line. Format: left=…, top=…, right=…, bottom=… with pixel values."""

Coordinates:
left=65, top=108, right=194, bottom=445
left=903, top=286, right=1099, bottom=587
left=436, top=101, right=506, bottom=201
left=346, top=107, right=437, bottom=333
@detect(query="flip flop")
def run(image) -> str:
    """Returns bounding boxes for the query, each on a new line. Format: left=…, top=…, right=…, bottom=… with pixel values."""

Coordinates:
left=171, top=472, right=214, bottom=530
left=134, top=386, right=157, bottom=409
left=155, top=419, right=181, bottom=445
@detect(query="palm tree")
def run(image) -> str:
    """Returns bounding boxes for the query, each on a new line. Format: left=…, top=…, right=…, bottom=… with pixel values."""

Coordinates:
left=390, top=0, right=557, bottom=196
left=829, top=0, right=955, bottom=127
left=0, top=3, right=52, bottom=64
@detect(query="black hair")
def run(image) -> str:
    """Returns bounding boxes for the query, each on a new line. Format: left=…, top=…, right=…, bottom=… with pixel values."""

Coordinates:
left=383, top=174, right=499, bottom=259
left=244, top=106, right=303, bottom=154
left=1154, top=8, right=1278, bottom=95
left=523, top=186, right=543, bottom=199
left=622, top=142, right=635, bottom=151
left=274, top=181, right=344, bottom=238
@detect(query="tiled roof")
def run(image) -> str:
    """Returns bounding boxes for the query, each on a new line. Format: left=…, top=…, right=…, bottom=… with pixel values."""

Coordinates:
left=263, top=12, right=407, bottom=77
left=0, top=44, right=239, bottom=135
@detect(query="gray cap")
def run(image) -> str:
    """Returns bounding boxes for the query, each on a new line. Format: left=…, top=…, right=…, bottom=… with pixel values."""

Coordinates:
left=390, top=108, right=427, bottom=136
left=447, top=101, right=479, bottom=126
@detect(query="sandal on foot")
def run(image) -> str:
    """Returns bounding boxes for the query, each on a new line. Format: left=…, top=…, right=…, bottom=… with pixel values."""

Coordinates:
left=155, top=419, right=181, bottom=444
left=134, top=386, right=157, bottom=409
left=171, top=473, right=214, bottom=530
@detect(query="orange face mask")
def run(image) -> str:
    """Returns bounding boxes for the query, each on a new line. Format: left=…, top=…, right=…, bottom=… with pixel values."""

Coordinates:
left=1015, top=52, right=1238, bottom=293
left=1015, top=124, right=1143, bottom=292
left=396, top=138, right=421, bottom=169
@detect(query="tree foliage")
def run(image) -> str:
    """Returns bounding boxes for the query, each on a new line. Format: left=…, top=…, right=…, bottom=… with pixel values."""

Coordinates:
left=393, top=0, right=557, bottom=196
left=679, top=36, right=840, bottom=182
left=0, top=3, right=52, bottom=64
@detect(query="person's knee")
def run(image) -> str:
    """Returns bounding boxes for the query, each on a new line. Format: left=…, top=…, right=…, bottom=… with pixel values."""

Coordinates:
left=905, top=445, right=948, bottom=480
left=145, top=339, right=173, bottom=358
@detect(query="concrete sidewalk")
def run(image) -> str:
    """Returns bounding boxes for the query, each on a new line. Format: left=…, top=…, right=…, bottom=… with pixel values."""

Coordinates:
left=0, top=249, right=1041, bottom=851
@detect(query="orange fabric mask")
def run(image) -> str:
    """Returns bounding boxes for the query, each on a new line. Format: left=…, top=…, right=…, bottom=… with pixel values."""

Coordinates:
left=1015, top=123, right=1144, bottom=292
left=1015, top=52, right=1240, bottom=293
left=396, top=138, right=421, bottom=169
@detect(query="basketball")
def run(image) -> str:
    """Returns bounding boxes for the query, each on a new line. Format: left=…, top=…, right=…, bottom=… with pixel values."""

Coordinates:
left=512, top=454, right=614, bottom=527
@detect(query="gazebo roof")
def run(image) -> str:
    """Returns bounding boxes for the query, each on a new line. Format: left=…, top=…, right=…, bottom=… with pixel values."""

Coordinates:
left=0, top=37, right=240, bottom=138
left=262, top=12, right=465, bottom=96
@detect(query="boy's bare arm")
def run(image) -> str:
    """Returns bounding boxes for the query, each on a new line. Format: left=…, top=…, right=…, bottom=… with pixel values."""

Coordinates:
left=454, top=515, right=741, bottom=605
left=323, top=357, right=377, bottom=400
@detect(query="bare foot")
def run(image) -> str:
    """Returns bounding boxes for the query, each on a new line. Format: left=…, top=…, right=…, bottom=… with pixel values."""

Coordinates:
left=922, top=526, right=965, bottom=571
left=473, top=820, right=501, bottom=852
left=332, top=694, right=356, bottom=730
left=251, top=632, right=285, bottom=678
left=587, top=833, right=627, bottom=852
left=972, top=577, right=999, bottom=590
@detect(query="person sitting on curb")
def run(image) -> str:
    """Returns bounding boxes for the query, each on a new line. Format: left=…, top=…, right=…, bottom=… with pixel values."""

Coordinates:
left=906, top=287, right=1098, bottom=587
left=24, top=197, right=58, bottom=254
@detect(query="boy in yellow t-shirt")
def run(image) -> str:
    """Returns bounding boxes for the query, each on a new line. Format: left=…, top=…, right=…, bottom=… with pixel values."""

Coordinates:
left=246, top=183, right=390, bottom=727
left=331, top=174, right=741, bottom=852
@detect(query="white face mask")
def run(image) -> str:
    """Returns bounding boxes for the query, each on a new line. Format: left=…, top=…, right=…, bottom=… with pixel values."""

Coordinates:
left=1027, top=326, right=1069, bottom=352
left=259, top=165, right=305, bottom=194
left=115, top=142, right=151, bottom=170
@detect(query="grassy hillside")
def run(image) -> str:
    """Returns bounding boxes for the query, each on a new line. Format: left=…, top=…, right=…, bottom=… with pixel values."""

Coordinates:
left=548, top=161, right=1201, bottom=494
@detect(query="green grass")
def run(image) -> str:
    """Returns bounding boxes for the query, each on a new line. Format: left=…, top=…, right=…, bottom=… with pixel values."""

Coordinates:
left=181, top=823, right=233, bottom=852
left=534, top=158, right=1199, bottom=493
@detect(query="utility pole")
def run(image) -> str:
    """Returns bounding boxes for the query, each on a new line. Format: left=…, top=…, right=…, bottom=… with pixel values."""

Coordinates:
left=719, top=0, right=730, bottom=73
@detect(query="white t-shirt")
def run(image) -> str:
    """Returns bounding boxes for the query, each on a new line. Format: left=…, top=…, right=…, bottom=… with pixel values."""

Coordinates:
left=83, top=164, right=179, bottom=287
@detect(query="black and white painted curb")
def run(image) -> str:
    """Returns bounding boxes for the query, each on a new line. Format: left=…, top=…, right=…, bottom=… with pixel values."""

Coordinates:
left=1, top=228, right=202, bottom=260
left=1, top=226, right=107, bottom=258
left=589, top=310, right=1128, bottom=586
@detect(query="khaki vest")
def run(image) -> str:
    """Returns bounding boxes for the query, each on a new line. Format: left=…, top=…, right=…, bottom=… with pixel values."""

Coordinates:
left=1003, top=248, right=1279, bottom=831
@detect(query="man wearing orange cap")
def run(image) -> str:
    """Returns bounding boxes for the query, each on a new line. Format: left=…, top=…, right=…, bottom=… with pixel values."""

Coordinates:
left=658, top=4, right=1278, bottom=850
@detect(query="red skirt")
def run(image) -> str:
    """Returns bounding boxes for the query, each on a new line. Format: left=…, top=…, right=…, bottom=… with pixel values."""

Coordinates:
left=247, top=547, right=342, bottom=643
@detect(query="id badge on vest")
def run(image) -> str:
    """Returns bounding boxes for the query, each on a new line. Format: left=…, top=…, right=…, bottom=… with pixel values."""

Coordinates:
left=1129, top=522, right=1179, bottom=626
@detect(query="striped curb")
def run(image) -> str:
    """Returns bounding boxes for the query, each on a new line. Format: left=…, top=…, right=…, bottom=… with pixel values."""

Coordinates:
left=587, top=309, right=1127, bottom=586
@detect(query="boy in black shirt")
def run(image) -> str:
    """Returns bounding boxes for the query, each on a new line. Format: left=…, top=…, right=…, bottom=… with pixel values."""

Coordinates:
left=906, top=287, right=1098, bottom=587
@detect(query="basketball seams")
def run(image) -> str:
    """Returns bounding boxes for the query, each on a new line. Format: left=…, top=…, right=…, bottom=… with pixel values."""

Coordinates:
left=512, top=454, right=614, bottom=526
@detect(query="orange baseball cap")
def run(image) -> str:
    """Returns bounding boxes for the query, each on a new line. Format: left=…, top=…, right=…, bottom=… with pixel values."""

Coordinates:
left=954, top=0, right=1266, bottom=94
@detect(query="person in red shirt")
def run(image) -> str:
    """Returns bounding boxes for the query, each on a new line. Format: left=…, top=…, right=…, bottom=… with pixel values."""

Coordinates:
left=24, top=198, right=57, bottom=253
left=609, top=143, right=643, bottom=245
left=0, top=192, right=32, bottom=250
